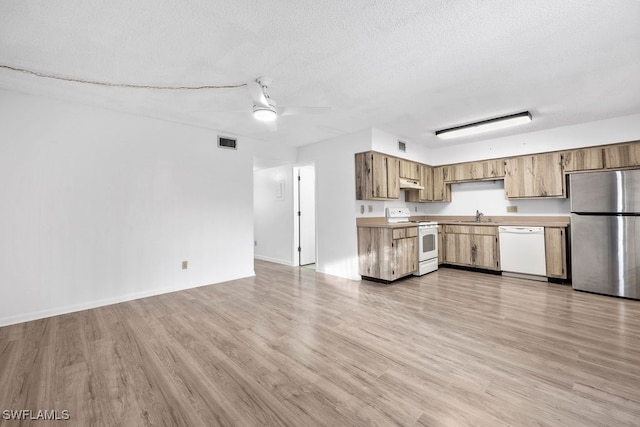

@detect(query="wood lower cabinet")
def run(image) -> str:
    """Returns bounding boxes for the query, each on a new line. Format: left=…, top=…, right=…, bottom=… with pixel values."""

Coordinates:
left=357, top=226, right=418, bottom=281
left=355, top=152, right=400, bottom=200
left=563, top=147, right=603, bottom=172
left=504, top=153, right=564, bottom=198
left=443, top=225, right=499, bottom=270
left=545, top=227, right=569, bottom=279
left=603, top=141, right=640, bottom=169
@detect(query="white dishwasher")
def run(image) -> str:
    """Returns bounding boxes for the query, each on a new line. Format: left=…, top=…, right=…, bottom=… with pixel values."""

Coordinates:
left=498, top=226, right=547, bottom=280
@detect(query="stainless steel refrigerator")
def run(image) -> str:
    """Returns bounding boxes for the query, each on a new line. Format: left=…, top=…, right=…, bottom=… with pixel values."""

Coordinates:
left=570, top=169, right=640, bottom=299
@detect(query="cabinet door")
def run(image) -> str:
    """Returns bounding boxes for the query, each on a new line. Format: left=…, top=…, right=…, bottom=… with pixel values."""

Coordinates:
left=399, top=160, right=420, bottom=180
left=472, top=235, right=499, bottom=270
left=355, top=152, right=400, bottom=200
left=438, top=229, right=444, bottom=264
left=355, top=152, right=386, bottom=199
left=603, top=142, right=640, bottom=169
left=370, top=152, right=389, bottom=198
left=444, top=233, right=473, bottom=265
left=395, top=237, right=417, bottom=277
left=445, top=160, right=505, bottom=182
left=563, top=147, right=603, bottom=172
left=422, top=165, right=435, bottom=201
left=443, top=164, right=463, bottom=182
left=358, top=227, right=395, bottom=280
left=358, top=227, right=382, bottom=278
left=545, top=227, right=567, bottom=279
left=432, top=166, right=451, bottom=202
left=386, top=156, right=400, bottom=199
left=444, top=228, right=499, bottom=270
left=504, top=153, right=564, bottom=198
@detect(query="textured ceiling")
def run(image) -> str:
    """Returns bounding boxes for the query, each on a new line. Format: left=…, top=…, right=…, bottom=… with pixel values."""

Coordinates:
left=1, top=1, right=640, bottom=148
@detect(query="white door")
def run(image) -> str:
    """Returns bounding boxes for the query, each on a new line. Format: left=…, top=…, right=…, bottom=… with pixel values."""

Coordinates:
left=298, top=165, right=316, bottom=265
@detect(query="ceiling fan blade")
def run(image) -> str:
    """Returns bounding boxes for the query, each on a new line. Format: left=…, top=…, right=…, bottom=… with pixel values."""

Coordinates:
left=248, top=81, right=269, bottom=107
left=279, top=106, right=331, bottom=116
left=189, top=107, right=251, bottom=113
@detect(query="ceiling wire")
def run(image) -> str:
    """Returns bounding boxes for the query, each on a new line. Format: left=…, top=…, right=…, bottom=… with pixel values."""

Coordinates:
left=0, top=64, right=247, bottom=90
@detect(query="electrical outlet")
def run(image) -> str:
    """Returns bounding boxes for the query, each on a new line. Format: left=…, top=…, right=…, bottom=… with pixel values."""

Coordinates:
left=182, top=260, right=188, bottom=270
left=507, top=205, right=518, bottom=213
left=254, top=240, right=257, bottom=247
left=414, top=206, right=418, bottom=212
left=360, top=205, right=365, bottom=214
left=368, top=205, right=373, bottom=213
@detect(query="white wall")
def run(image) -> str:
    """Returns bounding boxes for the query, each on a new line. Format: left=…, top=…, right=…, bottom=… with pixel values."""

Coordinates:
left=371, top=128, right=431, bottom=163
left=424, top=181, right=570, bottom=216
left=297, top=128, right=372, bottom=280
left=428, top=113, right=640, bottom=165
left=0, top=89, right=292, bottom=327
left=253, top=165, right=295, bottom=265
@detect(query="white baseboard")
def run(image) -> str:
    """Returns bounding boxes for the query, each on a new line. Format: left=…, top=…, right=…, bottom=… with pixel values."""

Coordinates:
left=254, top=255, right=295, bottom=266
left=0, top=273, right=256, bottom=328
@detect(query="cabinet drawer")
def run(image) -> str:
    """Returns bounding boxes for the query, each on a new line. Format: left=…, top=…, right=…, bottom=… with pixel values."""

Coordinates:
left=392, top=227, right=418, bottom=239
left=445, top=225, right=497, bottom=235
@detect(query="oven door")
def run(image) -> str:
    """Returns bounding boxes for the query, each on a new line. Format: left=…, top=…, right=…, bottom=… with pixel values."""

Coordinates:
left=418, top=226, right=438, bottom=262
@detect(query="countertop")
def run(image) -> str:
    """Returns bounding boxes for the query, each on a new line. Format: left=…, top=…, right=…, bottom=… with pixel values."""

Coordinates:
left=357, top=215, right=570, bottom=228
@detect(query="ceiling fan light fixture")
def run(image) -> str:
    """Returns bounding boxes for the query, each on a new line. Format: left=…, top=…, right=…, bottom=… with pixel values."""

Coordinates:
left=436, top=111, right=532, bottom=140
left=253, top=105, right=277, bottom=122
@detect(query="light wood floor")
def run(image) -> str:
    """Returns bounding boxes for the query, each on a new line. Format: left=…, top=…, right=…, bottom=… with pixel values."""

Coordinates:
left=1, top=261, right=640, bottom=426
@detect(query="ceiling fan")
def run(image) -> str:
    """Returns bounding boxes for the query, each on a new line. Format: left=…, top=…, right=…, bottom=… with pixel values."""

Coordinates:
left=246, top=76, right=330, bottom=130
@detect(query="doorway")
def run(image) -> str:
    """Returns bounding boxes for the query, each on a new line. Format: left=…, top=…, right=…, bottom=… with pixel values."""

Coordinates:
left=294, top=165, right=316, bottom=267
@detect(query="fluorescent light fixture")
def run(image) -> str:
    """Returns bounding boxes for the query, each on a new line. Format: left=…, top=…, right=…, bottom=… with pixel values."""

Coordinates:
left=435, top=111, right=532, bottom=139
left=253, top=104, right=277, bottom=122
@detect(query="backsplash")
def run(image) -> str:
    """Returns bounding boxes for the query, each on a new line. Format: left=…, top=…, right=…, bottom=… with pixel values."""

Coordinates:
left=354, top=180, right=570, bottom=218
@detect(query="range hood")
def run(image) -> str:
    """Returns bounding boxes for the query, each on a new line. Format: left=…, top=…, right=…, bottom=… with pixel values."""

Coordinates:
left=399, top=177, right=424, bottom=190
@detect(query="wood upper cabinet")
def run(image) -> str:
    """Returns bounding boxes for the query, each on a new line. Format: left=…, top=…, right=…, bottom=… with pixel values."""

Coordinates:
left=445, top=159, right=505, bottom=182
left=504, top=153, right=564, bottom=199
left=355, top=152, right=400, bottom=200
left=420, top=165, right=434, bottom=201
left=399, top=159, right=421, bottom=180
left=443, top=225, right=499, bottom=270
left=603, top=141, right=640, bottom=169
left=357, top=226, right=417, bottom=281
left=387, top=157, right=400, bottom=198
left=406, top=164, right=438, bottom=203
left=545, top=227, right=568, bottom=279
left=432, top=166, right=451, bottom=202
left=562, top=147, right=603, bottom=172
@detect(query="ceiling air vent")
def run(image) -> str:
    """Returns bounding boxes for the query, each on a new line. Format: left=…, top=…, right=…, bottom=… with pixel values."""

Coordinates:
left=218, top=135, right=237, bottom=150
left=398, top=140, right=406, bottom=153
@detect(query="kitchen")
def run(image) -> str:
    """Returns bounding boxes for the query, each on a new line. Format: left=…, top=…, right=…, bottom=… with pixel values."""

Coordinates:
left=287, top=121, right=640, bottom=286
left=355, top=139, right=640, bottom=301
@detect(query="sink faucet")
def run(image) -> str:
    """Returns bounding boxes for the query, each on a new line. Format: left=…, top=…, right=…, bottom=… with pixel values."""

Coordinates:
left=475, top=210, right=484, bottom=223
